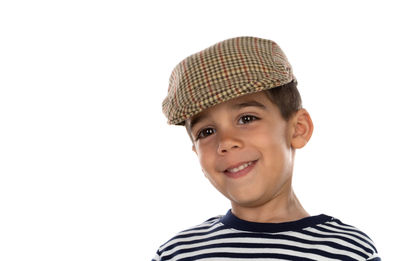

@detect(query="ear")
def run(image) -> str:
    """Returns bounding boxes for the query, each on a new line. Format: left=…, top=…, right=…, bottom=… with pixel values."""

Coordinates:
left=290, top=108, right=314, bottom=149
left=192, top=144, right=197, bottom=155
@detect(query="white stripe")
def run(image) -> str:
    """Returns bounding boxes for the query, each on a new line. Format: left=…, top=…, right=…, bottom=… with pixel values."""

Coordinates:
left=305, top=226, right=373, bottom=251
left=161, top=235, right=364, bottom=260
left=179, top=217, right=221, bottom=233
left=318, top=223, right=375, bottom=247
left=159, top=224, right=229, bottom=252
left=284, top=231, right=366, bottom=260
left=151, top=254, right=160, bottom=261
left=287, top=230, right=367, bottom=252
left=178, top=221, right=222, bottom=236
left=328, top=221, right=356, bottom=229
left=326, top=221, right=375, bottom=246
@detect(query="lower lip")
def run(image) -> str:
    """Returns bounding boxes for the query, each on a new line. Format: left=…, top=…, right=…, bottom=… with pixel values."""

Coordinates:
left=224, top=160, right=257, bottom=179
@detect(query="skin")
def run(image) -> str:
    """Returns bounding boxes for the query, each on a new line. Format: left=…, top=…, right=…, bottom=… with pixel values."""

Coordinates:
left=189, top=91, right=314, bottom=223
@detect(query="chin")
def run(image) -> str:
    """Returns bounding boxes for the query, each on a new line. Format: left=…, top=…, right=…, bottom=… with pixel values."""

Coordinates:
left=228, top=192, right=268, bottom=208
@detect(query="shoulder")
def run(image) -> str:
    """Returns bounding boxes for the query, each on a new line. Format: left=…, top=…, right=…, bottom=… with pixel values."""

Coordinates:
left=152, top=215, right=224, bottom=261
left=310, top=215, right=380, bottom=260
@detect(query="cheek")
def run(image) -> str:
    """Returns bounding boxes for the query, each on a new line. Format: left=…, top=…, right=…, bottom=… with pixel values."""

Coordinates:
left=251, top=125, right=285, bottom=148
left=198, top=155, right=208, bottom=170
left=251, top=127, right=290, bottom=167
left=196, top=147, right=214, bottom=171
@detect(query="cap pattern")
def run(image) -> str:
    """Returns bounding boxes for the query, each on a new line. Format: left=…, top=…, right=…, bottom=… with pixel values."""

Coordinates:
left=162, top=36, right=295, bottom=125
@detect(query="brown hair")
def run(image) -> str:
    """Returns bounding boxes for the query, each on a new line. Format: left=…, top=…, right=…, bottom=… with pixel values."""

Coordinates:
left=185, top=80, right=302, bottom=142
left=263, top=80, right=302, bottom=121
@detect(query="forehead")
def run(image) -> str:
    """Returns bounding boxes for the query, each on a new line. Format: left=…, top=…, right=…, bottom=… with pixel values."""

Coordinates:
left=187, top=91, right=272, bottom=128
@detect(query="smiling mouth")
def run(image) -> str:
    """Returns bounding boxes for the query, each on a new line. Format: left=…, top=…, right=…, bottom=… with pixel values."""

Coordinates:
left=223, top=160, right=258, bottom=178
left=225, top=161, right=255, bottom=173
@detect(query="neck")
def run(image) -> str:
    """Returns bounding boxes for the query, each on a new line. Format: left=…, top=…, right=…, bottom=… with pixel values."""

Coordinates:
left=231, top=184, right=309, bottom=223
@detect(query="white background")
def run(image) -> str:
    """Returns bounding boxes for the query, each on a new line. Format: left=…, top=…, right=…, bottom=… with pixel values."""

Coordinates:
left=0, top=0, right=398, bottom=260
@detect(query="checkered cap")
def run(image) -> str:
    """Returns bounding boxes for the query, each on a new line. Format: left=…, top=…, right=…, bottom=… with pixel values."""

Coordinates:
left=162, top=36, right=295, bottom=125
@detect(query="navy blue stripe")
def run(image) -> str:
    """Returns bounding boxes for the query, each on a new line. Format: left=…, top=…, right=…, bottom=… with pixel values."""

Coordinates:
left=221, top=209, right=333, bottom=233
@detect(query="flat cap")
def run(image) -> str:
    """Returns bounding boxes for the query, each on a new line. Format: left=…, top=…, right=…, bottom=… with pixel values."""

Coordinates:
left=162, top=36, right=295, bottom=125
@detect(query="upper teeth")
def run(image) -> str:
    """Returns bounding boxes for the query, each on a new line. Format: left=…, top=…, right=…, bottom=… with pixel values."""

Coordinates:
left=227, top=161, right=253, bottom=173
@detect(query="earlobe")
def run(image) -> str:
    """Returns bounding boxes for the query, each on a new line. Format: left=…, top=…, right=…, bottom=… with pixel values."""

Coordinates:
left=291, top=109, right=314, bottom=149
left=192, top=145, right=197, bottom=154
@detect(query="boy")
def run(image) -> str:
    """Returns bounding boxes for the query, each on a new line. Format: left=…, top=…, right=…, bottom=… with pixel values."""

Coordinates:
left=153, top=37, right=380, bottom=260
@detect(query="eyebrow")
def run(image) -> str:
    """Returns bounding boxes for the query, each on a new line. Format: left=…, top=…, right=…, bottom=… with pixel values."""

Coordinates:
left=188, top=100, right=266, bottom=130
left=231, top=100, right=266, bottom=110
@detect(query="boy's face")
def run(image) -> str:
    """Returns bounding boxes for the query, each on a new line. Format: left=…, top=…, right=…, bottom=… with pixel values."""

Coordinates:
left=189, top=91, right=311, bottom=210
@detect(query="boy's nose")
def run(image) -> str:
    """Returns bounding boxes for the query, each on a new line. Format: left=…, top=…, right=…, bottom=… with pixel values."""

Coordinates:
left=217, top=132, right=243, bottom=155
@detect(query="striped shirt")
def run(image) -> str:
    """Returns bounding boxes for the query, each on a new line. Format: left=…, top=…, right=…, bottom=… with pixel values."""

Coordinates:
left=152, top=210, right=380, bottom=261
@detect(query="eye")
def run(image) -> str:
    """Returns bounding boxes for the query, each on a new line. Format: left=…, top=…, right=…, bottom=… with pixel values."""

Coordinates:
left=238, top=115, right=259, bottom=124
left=196, top=127, right=215, bottom=140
